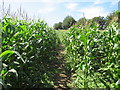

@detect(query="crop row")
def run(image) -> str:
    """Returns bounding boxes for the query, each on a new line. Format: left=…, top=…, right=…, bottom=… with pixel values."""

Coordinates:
left=0, top=17, right=59, bottom=89
left=63, top=21, right=120, bottom=88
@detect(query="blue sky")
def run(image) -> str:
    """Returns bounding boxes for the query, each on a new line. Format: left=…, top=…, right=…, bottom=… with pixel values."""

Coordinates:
left=0, top=0, right=119, bottom=27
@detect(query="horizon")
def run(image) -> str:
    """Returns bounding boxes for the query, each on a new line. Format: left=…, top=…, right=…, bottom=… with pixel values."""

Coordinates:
left=0, top=0, right=118, bottom=27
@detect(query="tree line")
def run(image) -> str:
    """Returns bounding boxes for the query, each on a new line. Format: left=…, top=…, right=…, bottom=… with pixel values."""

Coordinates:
left=53, top=11, right=118, bottom=30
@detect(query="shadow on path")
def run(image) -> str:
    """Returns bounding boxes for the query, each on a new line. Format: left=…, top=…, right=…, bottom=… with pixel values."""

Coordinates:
left=51, top=44, right=72, bottom=89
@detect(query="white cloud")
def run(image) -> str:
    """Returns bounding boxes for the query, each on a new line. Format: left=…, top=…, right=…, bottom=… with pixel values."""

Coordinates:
left=111, top=0, right=119, bottom=6
left=93, top=0, right=103, bottom=5
left=78, top=6, right=109, bottom=19
left=38, top=7, right=55, bottom=14
left=2, top=0, right=117, bottom=3
left=66, top=3, right=78, bottom=10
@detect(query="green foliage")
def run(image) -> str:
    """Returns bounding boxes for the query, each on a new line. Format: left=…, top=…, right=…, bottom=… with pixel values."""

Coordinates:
left=53, top=22, right=62, bottom=30
left=106, top=12, right=117, bottom=21
left=76, top=17, right=87, bottom=26
left=1, top=16, right=59, bottom=89
left=106, top=11, right=118, bottom=27
left=63, top=21, right=120, bottom=88
left=1, top=10, right=119, bottom=89
left=55, top=30, right=69, bottom=43
left=90, top=16, right=106, bottom=30
left=75, top=11, right=118, bottom=30
left=62, top=16, right=76, bottom=29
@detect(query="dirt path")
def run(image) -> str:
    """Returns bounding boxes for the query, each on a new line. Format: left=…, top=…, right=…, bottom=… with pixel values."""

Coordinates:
left=53, top=44, right=71, bottom=89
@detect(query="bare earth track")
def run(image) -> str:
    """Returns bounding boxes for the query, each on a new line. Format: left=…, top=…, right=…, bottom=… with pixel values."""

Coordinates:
left=53, top=44, right=71, bottom=89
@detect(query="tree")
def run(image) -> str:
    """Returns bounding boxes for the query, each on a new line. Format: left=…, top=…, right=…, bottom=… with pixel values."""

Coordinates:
left=53, top=22, right=62, bottom=30
left=106, top=11, right=118, bottom=26
left=92, top=16, right=106, bottom=30
left=118, top=12, right=120, bottom=27
left=76, top=17, right=87, bottom=26
left=62, top=16, right=76, bottom=29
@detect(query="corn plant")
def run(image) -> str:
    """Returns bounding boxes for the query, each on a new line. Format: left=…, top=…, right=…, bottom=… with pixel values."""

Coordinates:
left=63, top=21, right=120, bottom=88
left=1, top=16, right=59, bottom=89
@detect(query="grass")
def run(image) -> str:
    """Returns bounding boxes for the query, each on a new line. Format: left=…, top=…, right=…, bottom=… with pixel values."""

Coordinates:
left=55, top=30, right=69, bottom=43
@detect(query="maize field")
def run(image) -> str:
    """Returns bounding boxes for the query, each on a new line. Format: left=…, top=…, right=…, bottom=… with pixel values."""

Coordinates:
left=63, top=21, right=120, bottom=88
left=0, top=13, right=120, bottom=89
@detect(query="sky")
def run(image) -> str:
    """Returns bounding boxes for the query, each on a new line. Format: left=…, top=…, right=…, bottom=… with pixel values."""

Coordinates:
left=0, top=0, right=119, bottom=27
